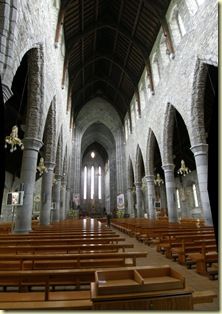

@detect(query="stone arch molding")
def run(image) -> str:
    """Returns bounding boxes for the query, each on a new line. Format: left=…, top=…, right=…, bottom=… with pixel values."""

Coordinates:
left=55, top=127, right=63, bottom=176
left=127, top=157, right=135, bottom=187
left=146, top=128, right=162, bottom=175
left=135, top=145, right=145, bottom=183
left=42, top=96, right=57, bottom=164
left=76, top=97, right=123, bottom=137
left=190, top=58, right=217, bottom=146
left=162, top=102, right=192, bottom=165
left=21, top=46, right=45, bottom=141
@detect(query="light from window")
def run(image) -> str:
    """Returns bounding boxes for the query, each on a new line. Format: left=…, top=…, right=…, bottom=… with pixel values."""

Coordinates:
left=140, top=86, right=146, bottom=111
left=91, top=152, right=95, bottom=158
left=83, top=166, right=87, bottom=199
left=177, top=13, right=186, bottom=36
left=91, top=166, right=94, bottom=199
left=176, top=189, right=181, bottom=209
left=192, top=184, right=199, bottom=207
left=98, top=166, right=102, bottom=199
left=125, top=120, right=128, bottom=140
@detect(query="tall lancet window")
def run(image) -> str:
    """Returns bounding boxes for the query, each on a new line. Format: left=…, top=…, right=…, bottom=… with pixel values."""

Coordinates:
left=192, top=184, right=199, bottom=207
left=83, top=166, right=87, bottom=199
left=176, top=189, right=181, bottom=209
left=91, top=166, right=94, bottom=199
left=98, top=166, right=102, bottom=199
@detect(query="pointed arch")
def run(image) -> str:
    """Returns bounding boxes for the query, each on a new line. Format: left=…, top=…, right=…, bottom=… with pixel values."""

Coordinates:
left=55, top=127, right=63, bottom=175
left=146, top=128, right=162, bottom=175
left=135, top=145, right=145, bottom=183
left=127, top=157, right=135, bottom=188
left=190, top=59, right=217, bottom=146
left=42, top=96, right=56, bottom=163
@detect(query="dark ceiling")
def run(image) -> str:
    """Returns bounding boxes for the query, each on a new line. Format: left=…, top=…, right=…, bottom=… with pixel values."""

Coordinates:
left=61, top=0, right=171, bottom=120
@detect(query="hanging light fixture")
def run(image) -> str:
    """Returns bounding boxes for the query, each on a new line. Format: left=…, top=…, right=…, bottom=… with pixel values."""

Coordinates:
left=5, top=125, right=24, bottom=152
left=154, top=173, right=164, bottom=186
left=177, top=159, right=191, bottom=176
left=5, top=67, right=28, bottom=153
left=36, top=157, right=48, bottom=175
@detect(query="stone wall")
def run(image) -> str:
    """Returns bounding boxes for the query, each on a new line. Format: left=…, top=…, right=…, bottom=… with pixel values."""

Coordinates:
left=124, top=0, right=217, bottom=218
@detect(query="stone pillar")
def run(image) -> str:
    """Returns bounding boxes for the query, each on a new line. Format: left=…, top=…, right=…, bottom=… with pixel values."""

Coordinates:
left=39, top=162, right=55, bottom=225
left=52, top=175, right=62, bottom=222
left=127, top=187, right=134, bottom=217
left=190, top=144, right=213, bottom=226
left=145, top=175, right=156, bottom=220
left=66, top=187, right=71, bottom=217
left=162, top=164, right=178, bottom=223
left=135, top=182, right=143, bottom=217
left=60, top=178, right=66, bottom=221
left=14, top=138, right=43, bottom=233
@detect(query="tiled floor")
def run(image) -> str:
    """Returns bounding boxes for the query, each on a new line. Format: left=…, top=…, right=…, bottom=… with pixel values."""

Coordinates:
left=112, top=226, right=220, bottom=311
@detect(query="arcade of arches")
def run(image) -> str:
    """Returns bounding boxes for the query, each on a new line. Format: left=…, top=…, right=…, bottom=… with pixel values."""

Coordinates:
left=0, top=0, right=218, bottom=243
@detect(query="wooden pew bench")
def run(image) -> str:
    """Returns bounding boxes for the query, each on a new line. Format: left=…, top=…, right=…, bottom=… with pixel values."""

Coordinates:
left=0, top=243, right=134, bottom=254
left=0, top=251, right=147, bottom=270
left=186, top=251, right=218, bottom=275
left=171, top=242, right=216, bottom=265
left=0, top=236, right=126, bottom=246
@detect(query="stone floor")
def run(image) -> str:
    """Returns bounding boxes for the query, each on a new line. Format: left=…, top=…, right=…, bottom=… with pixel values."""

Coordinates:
left=112, top=226, right=220, bottom=311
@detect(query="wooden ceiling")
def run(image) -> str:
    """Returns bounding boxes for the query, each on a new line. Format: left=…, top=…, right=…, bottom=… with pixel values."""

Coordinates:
left=58, top=0, right=171, bottom=121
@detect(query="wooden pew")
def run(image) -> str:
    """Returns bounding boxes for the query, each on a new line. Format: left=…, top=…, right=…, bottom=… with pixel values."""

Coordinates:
left=0, top=251, right=147, bottom=270
left=0, top=243, right=134, bottom=254
left=0, top=265, right=216, bottom=310
left=0, top=236, right=126, bottom=246
left=186, top=246, right=218, bottom=275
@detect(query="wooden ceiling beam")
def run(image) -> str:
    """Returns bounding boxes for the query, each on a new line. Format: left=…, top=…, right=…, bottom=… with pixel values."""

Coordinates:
left=72, top=76, right=128, bottom=110
left=70, top=54, right=137, bottom=89
left=67, top=21, right=150, bottom=62
left=108, top=0, right=125, bottom=77
left=114, top=0, right=143, bottom=106
left=142, top=0, right=165, bottom=19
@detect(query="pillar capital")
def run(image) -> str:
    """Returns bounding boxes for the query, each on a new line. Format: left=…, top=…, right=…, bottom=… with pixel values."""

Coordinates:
left=44, top=161, right=56, bottom=171
left=22, top=137, right=43, bottom=151
left=55, top=174, right=62, bottom=181
left=190, top=143, right=208, bottom=156
left=162, top=163, right=175, bottom=172
left=127, top=187, right=133, bottom=191
left=145, top=174, right=155, bottom=182
left=135, top=182, right=142, bottom=188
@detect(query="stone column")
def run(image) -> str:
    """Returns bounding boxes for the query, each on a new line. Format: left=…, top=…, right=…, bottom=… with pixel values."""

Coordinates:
left=127, top=187, right=134, bottom=217
left=14, top=138, right=43, bottom=233
left=135, top=182, right=143, bottom=217
left=145, top=175, right=156, bottom=220
left=39, top=162, right=55, bottom=225
left=66, top=187, right=71, bottom=217
left=60, top=178, right=66, bottom=221
left=190, top=144, right=213, bottom=226
left=162, top=164, right=178, bottom=223
left=52, top=175, right=62, bottom=222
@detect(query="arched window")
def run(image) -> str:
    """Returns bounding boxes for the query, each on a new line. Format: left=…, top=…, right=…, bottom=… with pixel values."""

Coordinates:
left=98, top=166, right=102, bottom=199
left=177, top=13, right=186, bottom=37
left=125, top=119, right=128, bottom=141
left=152, top=52, right=160, bottom=87
left=91, top=166, right=94, bottom=199
left=192, top=184, right=199, bottom=207
left=83, top=166, right=87, bottom=199
left=169, top=7, right=186, bottom=48
left=130, top=101, right=136, bottom=129
left=144, top=71, right=152, bottom=100
left=159, top=34, right=170, bottom=68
